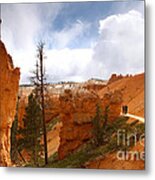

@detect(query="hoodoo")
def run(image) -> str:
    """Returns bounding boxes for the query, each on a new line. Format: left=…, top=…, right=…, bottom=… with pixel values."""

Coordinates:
left=0, top=41, right=20, bottom=166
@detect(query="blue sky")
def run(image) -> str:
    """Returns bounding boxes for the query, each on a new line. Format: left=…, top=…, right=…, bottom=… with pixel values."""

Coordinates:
left=36, top=1, right=144, bottom=49
left=1, top=0, right=144, bottom=84
left=52, top=1, right=143, bottom=31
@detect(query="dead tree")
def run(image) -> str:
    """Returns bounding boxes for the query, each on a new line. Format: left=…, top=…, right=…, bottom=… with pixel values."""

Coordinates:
left=31, top=42, right=48, bottom=165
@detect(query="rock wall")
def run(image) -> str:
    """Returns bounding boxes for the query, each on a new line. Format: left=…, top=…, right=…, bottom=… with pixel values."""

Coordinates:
left=100, top=90, right=123, bottom=123
left=0, top=41, right=20, bottom=166
left=58, top=89, right=122, bottom=160
left=58, top=89, right=98, bottom=159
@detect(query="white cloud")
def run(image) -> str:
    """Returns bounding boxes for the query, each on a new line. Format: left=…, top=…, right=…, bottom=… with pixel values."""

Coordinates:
left=1, top=4, right=144, bottom=84
left=9, top=47, right=93, bottom=84
left=2, top=3, right=63, bottom=51
left=91, top=10, right=144, bottom=79
left=46, top=48, right=93, bottom=82
left=51, top=20, right=91, bottom=49
left=1, top=4, right=92, bottom=84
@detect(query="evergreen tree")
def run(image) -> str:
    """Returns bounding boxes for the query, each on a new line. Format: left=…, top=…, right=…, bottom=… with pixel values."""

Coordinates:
left=19, top=93, right=43, bottom=166
left=92, top=104, right=109, bottom=146
left=10, top=114, right=18, bottom=162
left=30, top=42, right=48, bottom=165
left=10, top=97, right=19, bottom=163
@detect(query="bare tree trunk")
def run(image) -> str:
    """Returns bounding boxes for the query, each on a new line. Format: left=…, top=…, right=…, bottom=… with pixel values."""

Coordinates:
left=39, top=43, right=48, bottom=165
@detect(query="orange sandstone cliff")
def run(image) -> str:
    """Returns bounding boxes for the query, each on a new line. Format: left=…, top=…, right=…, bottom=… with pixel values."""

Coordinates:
left=58, top=89, right=122, bottom=160
left=0, top=41, right=20, bottom=166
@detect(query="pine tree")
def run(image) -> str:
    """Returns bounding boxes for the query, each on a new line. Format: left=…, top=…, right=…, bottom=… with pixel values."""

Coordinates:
left=19, top=93, right=43, bottom=166
left=10, top=96, right=19, bottom=163
left=10, top=114, right=18, bottom=163
left=30, top=42, right=48, bottom=165
left=92, top=104, right=109, bottom=146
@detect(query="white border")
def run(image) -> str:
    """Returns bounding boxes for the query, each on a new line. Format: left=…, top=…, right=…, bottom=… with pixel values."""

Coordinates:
left=0, top=0, right=155, bottom=179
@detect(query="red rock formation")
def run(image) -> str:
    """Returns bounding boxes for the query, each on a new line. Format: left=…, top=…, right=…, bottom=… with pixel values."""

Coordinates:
left=58, top=89, right=122, bottom=160
left=108, top=74, right=123, bottom=84
left=0, top=41, right=20, bottom=166
left=58, top=89, right=97, bottom=159
left=100, top=90, right=123, bottom=123
left=46, top=122, right=62, bottom=157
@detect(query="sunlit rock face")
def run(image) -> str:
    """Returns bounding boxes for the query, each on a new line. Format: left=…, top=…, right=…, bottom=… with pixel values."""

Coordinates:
left=0, top=41, right=20, bottom=166
left=58, top=88, right=122, bottom=160
left=58, top=89, right=98, bottom=160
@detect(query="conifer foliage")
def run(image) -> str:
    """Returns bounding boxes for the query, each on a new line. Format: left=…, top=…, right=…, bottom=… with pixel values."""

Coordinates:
left=18, top=93, right=43, bottom=166
left=92, top=104, right=109, bottom=146
left=10, top=97, right=19, bottom=163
